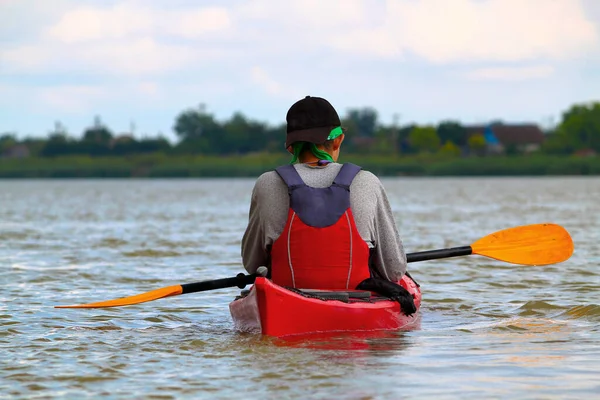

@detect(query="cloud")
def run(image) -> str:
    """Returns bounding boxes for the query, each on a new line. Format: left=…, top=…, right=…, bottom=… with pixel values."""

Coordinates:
left=238, top=0, right=368, bottom=27
left=76, top=39, right=200, bottom=75
left=138, top=81, right=159, bottom=97
left=1, top=0, right=597, bottom=78
left=0, top=2, right=232, bottom=75
left=0, top=83, right=17, bottom=99
left=47, top=4, right=231, bottom=43
left=236, top=0, right=598, bottom=63
left=171, top=8, right=232, bottom=39
left=1, top=45, right=53, bottom=70
left=0, top=79, right=239, bottom=118
left=46, top=4, right=154, bottom=43
left=23, top=82, right=162, bottom=113
left=36, top=85, right=111, bottom=113
left=250, top=66, right=283, bottom=95
left=466, top=65, right=556, bottom=81
left=250, top=66, right=303, bottom=99
left=0, top=0, right=78, bottom=41
left=327, top=0, right=598, bottom=63
left=0, top=38, right=212, bottom=74
left=0, top=0, right=598, bottom=130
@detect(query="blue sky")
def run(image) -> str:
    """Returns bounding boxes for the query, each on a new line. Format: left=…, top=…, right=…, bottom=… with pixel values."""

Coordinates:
left=1, top=0, right=599, bottom=141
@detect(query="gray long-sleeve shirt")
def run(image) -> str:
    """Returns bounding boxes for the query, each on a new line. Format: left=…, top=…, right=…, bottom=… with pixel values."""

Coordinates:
left=241, top=162, right=407, bottom=281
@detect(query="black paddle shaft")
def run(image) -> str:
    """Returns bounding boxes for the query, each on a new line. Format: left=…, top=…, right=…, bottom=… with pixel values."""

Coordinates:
left=181, top=273, right=257, bottom=295
left=179, top=246, right=473, bottom=295
left=406, top=246, right=472, bottom=263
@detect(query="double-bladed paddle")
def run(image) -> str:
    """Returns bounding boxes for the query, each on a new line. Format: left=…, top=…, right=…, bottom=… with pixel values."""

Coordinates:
left=55, top=223, right=574, bottom=309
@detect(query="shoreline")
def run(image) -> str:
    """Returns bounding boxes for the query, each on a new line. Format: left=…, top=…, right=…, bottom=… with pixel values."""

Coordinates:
left=1, top=154, right=599, bottom=178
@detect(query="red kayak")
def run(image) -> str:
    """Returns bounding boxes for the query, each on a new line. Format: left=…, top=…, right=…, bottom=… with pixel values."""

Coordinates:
left=228, top=275, right=422, bottom=338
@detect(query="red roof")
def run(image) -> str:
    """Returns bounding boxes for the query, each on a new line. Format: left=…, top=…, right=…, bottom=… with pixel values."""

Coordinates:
left=464, top=124, right=545, bottom=145
left=491, top=125, right=545, bottom=145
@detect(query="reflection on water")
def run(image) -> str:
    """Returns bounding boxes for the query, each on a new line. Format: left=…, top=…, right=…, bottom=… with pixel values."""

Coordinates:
left=1, top=177, right=599, bottom=399
left=272, top=327, right=418, bottom=353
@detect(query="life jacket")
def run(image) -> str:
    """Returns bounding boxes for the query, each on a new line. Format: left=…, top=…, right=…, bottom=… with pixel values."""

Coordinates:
left=270, top=163, right=371, bottom=290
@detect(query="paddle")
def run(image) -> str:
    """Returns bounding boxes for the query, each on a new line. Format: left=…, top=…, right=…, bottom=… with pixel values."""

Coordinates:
left=55, top=223, right=573, bottom=309
left=55, top=267, right=268, bottom=309
left=407, top=222, right=573, bottom=265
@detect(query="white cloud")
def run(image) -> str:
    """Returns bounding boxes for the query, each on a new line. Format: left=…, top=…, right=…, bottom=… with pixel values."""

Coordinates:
left=0, top=83, right=16, bottom=98
left=0, top=37, right=223, bottom=75
left=0, top=79, right=239, bottom=117
left=388, top=0, right=598, bottom=63
left=0, top=45, right=53, bottom=70
left=47, top=5, right=154, bottom=43
left=250, top=66, right=304, bottom=99
left=138, top=81, right=159, bottom=97
left=238, top=0, right=368, bottom=27
left=47, top=4, right=231, bottom=43
left=0, top=0, right=598, bottom=78
left=37, top=85, right=110, bottom=113
left=171, top=8, right=232, bottom=39
left=0, top=0, right=20, bottom=8
left=28, top=82, right=164, bottom=113
left=466, top=65, right=555, bottom=81
left=78, top=39, right=198, bottom=75
left=251, top=66, right=282, bottom=95
left=238, top=0, right=598, bottom=63
left=0, top=2, right=232, bottom=75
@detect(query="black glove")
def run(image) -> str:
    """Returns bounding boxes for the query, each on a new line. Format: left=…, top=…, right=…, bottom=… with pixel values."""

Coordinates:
left=392, top=292, right=417, bottom=316
left=356, top=277, right=417, bottom=316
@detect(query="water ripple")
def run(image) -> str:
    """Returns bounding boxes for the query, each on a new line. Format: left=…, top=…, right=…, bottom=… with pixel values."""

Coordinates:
left=1, top=177, right=599, bottom=399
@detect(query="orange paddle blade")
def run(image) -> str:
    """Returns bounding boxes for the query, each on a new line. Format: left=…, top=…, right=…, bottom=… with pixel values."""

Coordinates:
left=471, top=223, right=574, bottom=266
left=55, top=285, right=183, bottom=309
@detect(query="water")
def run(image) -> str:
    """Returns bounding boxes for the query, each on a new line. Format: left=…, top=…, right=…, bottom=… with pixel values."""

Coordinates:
left=1, top=177, right=599, bottom=399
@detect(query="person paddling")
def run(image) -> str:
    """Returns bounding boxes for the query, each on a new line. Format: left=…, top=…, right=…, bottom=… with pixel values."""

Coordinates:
left=241, top=96, right=416, bottom=315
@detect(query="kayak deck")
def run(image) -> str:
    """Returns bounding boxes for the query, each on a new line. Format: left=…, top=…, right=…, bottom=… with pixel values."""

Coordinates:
left=228, top=275, right=422, bottom=338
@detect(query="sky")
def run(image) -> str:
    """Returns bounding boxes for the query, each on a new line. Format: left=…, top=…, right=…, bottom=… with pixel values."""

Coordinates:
left=1, top=0, right=599, bottom=141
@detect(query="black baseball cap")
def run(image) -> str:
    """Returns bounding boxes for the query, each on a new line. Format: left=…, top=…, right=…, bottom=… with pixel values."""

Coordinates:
left=285, top=96, right=343, bottom=148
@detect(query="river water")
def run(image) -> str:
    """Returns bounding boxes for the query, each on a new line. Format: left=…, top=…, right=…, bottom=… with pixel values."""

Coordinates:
left=1, top=177, right=599, bottom=399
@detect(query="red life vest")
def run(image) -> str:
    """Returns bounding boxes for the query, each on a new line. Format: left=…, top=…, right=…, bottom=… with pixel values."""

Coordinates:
left=270, top=163, right=371, bottom=290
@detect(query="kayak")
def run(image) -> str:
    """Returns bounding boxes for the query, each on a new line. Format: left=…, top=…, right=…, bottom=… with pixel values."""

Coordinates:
left=228, top=275, right=422, bottom=338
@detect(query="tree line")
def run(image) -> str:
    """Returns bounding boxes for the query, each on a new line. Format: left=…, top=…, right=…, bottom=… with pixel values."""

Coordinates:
left=1, top=101, right=599, bottom=158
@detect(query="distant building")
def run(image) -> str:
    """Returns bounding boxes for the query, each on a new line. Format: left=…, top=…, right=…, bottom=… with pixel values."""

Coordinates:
left=465, top=124, right=545, bottom=154
left=350, top=136, right=377, bottom=150
left=574, top=148, right=597, bottom=157
left=1, top=144, right=30, bottom=158
left=110, top=134, right=135, bottom=148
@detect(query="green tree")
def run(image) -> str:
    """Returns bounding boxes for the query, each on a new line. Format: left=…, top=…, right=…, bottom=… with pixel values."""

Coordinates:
left=468, top=133, right=486, bottom=155
left=344, top=108, right=378, bottom=137
left=222, top=112, right=268, bottom=154
left=264, top=124, right=286, bottom=152
left=541, top=132, right=572, bottom=155
left=371, top=127, right=396, bottom=155
left=0, top=133, right=17, bottom=154
left=173, top=104, right=223, bottom=154
left=41, top=132, right=74, bottom=157
left=437, top=121, right=468, bottom=146
left=82, top=116, right=113, bottom=145
left=553, top=102, right=600, bottom=152
left=438, top=140, right=461, bottom=156
left=339, top=116, right=360, bottom=152
left=140, top=137, right=171, bottom=153
left=409, top=126, right=441, bottom=153
left=392, top=124, right=418, bottom=154
left=21, top=137, right=46, bottom=157
left=505, top=143, right=519, bottom=156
